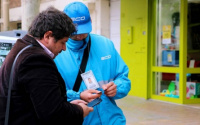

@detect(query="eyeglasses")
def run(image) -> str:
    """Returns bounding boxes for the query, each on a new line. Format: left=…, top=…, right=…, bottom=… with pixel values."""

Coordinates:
left=69, top=34, right=77, bottom=39
left=69, top=33, right=88, bottom=40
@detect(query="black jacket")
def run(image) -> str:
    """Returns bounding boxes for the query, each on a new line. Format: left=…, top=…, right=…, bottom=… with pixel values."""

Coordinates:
left=0, top=35, right=83, bottom=125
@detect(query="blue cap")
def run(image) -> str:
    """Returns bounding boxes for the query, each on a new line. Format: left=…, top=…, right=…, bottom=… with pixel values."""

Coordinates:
left=63, top=2, right=92, bottom=35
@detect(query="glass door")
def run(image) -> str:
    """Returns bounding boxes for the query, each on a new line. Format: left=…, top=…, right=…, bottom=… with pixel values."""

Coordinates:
left=154, top=0, right=181, bottom=99
left=151, top=0, right=200, bottom=103
left=186, top=0, right=200, bottom=100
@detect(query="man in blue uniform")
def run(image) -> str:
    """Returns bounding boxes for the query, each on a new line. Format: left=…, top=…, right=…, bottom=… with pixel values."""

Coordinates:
left=54, top=2, right=131, bottom=125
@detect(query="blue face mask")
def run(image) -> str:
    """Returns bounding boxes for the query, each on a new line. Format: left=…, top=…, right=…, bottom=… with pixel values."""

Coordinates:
left=67, top=35, right=89, bottom=50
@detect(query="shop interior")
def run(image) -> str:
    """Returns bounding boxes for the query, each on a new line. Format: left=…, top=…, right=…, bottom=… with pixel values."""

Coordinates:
left=155, top=0, right=200, bottom=100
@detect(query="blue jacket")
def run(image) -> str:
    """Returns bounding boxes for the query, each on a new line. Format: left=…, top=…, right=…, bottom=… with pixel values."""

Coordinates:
left=54, top=33, right=131, bottom=125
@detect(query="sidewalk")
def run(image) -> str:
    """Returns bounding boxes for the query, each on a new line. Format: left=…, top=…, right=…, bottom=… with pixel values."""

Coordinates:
left=116, top=95, right=200, bottom=125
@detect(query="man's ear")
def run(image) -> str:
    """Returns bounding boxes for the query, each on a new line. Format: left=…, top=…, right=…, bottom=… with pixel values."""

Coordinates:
left=44, top=31, right=53, bottom=44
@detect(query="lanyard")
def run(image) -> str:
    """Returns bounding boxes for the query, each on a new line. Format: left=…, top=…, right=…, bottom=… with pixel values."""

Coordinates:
left=68, top=36, right=91, bottom=92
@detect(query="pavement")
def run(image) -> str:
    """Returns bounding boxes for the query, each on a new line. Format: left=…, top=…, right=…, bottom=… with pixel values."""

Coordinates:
left=116, top=95, right=200, bottom=125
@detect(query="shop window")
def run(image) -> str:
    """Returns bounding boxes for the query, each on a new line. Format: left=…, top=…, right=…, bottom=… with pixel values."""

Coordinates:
left=155, top=72, right=200, bottom=99
left=186, top=81, right=200, bottom=99
left=154, top=72, right=179, bottom=98
left=186, top=73, right=200, bottom=99
left=187, top=1, right=200, bottom=68
left=156, top=0, right=180, bottom=67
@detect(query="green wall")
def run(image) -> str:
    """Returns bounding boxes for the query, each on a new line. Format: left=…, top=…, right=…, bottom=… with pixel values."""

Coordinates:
left=121, top=0, right=148, bottom=98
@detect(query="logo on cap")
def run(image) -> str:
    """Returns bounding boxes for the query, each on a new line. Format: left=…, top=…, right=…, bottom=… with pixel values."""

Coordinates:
left=71, top=16, right=86, bottom=21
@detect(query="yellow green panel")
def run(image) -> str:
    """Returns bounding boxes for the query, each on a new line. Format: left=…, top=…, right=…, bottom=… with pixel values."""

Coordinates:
left=121, top=0, right=148, bottom=98
left=151, top=95, right=182, bottom=104
left=152, top=66, right=180, bottom=73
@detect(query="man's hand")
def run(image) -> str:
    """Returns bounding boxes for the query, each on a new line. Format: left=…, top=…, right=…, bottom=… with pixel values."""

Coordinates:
left=70, top=99, right=87, bottom=105
left=70, top=99, right=93, bottom=117
left=78, top=103, right=93, bottom=117
left=102, top=82, right=117, bottom=97
left=80, top=89, right=102, bottom=102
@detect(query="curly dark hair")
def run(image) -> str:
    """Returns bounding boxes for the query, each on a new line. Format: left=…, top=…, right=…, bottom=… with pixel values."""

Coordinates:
left=28, top=6, right=76, bottom=41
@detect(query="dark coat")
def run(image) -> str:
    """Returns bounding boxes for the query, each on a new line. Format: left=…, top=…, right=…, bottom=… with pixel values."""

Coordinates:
left=0, top=35, right=83, bottom=125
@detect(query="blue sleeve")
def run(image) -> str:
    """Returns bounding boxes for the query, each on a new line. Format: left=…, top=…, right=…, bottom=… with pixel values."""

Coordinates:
left=112, top=44, right=131, bottom=100
left=67, top=90, right=81, bottom=102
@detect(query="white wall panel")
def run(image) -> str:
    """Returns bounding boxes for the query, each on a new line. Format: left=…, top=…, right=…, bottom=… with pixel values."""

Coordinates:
left=110, top=0, right=120, bottom=54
